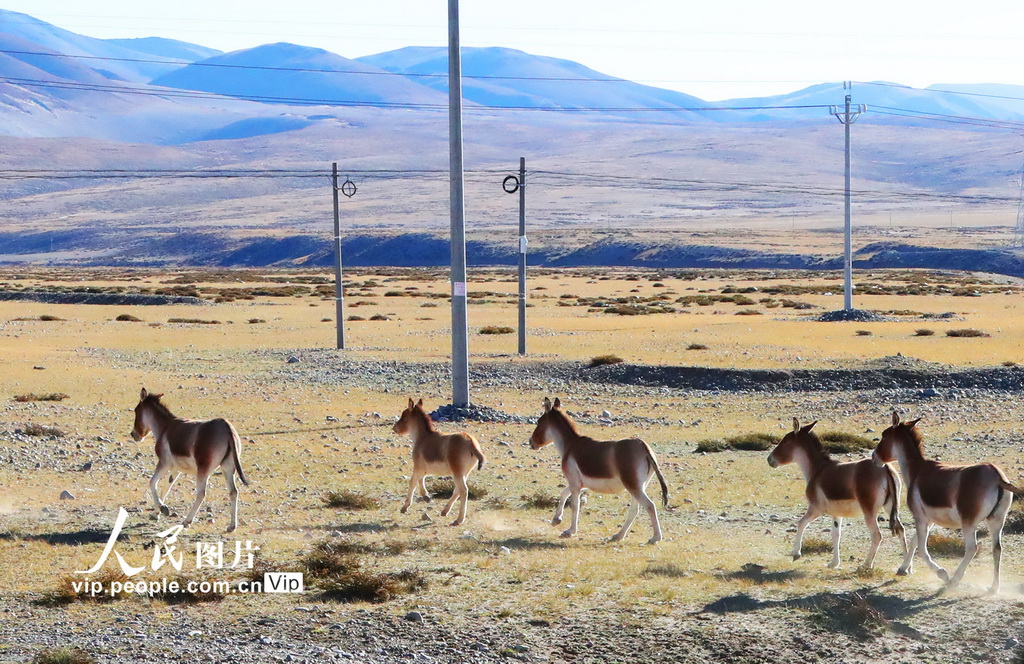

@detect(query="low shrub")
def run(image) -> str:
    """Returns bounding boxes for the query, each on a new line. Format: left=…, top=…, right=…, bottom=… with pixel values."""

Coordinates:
left=247, top=318, right=266, bottom=324
left=855, top=330, right=872, bottom=336
left=115, top=314, right=143, bottom=322
left=369, top=314, right=390, bottom=321
left=21, top=423, right=65, bottom=437
left=14, top=393, right=68, bottom=402
left=31, top=647, right=97, bottom=664
left=686, top=343, right=708, bottom=350
left=167, top=318, right=221, bottom=325
left=428, top=478, right=487, bottom=500
left=479, top=326, right=514, bottom=335
left=735, top=309, right=763, bottom=316
left=38, top=315, right=65, bottom=322
left=347, top=315, right=365, bottom=322
left=946, top=328, right=989, bottom=338
left=927, top=532, right=964, bottom=557
left=521, top=492, right=560, bottom=510
left=318, top=568, right=426, bottom=603
left=819, top=431, right=875, bottom=454
left=913, top=329, right=935, bottom=336
left=324, top=490, right=380, bottom=510
left=590, top=354, right=624, bottom=367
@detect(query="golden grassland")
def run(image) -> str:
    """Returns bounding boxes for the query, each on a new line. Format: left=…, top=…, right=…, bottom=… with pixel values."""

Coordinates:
left=1, top=266, right=1023, bottom=625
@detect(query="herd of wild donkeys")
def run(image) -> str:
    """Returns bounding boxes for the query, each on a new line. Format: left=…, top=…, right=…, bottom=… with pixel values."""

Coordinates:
left=130, top=389, right=1023, bottom=595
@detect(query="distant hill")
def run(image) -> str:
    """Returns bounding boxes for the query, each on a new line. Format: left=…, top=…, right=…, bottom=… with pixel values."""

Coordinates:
left=0, top=8, right=185, bottom=81
left=105, top=36, right=221, bottom=63
left=150, top=42, right=447, bottom=106
left=359, top=46, right=710, bottom=118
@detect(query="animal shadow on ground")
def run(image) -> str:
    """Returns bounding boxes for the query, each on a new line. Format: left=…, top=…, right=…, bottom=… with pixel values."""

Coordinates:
left=488, top=537, right=567, bottom=551
left=331, top=521, right=399, bottom=534
left=0, top=528, right=128, bottom=546
left=718, top=563, right=806, bottom=584
left=701, top=580, right=953, bottom=641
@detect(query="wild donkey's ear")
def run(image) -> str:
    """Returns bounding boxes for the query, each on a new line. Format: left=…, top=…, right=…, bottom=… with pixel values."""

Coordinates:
left=907, top=417, right=922, bottom=428
left=891, top=412, right=901, bottom=427
left=553, top=397, right=561, bottom=409
left=140, top=387, right=148, bottom=400
left=542, top=397, right=552, bottom=412
left=802, top=420, right=817, bottom=432
left=407, top=397, right=414, bottom=408
left=792, top=417, right=800, bottom=432
left=416, top=398, right=424, bottom=408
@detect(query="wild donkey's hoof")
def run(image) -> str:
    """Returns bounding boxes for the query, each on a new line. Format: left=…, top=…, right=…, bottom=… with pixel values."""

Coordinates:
left=827, top=560, right=841, bottom=569
left=400, top=505, right=409, bottom=514
left=647, top=536, right=663, bottom=545
left=986, top=584, right=1000, bottom=596
left=792, top=553, right=802, bottom=561
left=450, top=519, right=464, bottom=527
left=896, top=567, right=909, bottom=576
left=225, top=525, right=237, bottom=534
left=609, top=533, right=624, bottom=542
left=936, top=568, right=950, bottom=582
left=159, top=505, right=170, bottom=516
left=551, top=516, right=563, bottom=526
left=559, top=529, right=574, bottom=539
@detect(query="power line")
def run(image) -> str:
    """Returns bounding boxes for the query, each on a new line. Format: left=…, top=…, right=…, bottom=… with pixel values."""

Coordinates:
left=861, top=81, right=1024, bottom=105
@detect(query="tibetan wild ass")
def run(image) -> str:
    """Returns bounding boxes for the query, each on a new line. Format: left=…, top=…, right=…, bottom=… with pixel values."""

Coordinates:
left=873, top=413, right=1023, bottom=593
left=393, top=398, right=485, bottom=526
left=529, top=397, right=668, bottom=543
left=768, top=418, right=906, bottom=569
left=131, top=388, right=249, bottom=532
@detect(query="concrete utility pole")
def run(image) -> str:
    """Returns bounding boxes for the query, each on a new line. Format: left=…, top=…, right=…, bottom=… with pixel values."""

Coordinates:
left=1013, top=157, right=1024, bottom=248
left=831, top=82, right=865, bottom=311
left=331, top=162, right=345, bottom=349
left=448, top=0, right=470, bottom=406
left=517, top=157, right=527, bottom=355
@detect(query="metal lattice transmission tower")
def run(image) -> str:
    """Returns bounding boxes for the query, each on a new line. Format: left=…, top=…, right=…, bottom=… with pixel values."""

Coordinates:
left=1014, top=158, right=1024, bottom=248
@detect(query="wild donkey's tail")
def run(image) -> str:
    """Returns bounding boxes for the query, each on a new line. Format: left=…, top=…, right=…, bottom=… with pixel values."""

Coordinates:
left=227, top=420, right=250, bottom=486
left=470, top=437, right=485, bottom=471
left=885, top=464, right=903, bottom=536
left=999, top=480, right=1024, bottom=495
left=648, top=449, right=669, bottom=508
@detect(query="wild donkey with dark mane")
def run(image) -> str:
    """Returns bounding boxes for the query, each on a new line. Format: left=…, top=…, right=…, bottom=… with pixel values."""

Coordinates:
left=393, top=398, right=485, bottom=526
left=131, top=388, right=249, bottom=532
left=768, top=418, right=906, bottom=569
left=529, top=397, right=668, bottom=544
left=874, top=413, right=1023, bottom=593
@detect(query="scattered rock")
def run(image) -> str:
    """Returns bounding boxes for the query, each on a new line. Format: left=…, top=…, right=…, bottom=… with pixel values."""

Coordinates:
left=59, top=490, right=75, bottom=500
left=404, top=611, right=424, bottom=623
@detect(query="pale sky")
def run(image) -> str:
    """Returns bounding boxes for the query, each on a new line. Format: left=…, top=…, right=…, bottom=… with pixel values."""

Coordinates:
left=6, top=0, right=1024, bottom=100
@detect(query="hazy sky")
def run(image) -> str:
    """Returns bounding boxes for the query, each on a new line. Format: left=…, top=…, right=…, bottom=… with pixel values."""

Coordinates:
left=6, top=0, right=1024, bottom=100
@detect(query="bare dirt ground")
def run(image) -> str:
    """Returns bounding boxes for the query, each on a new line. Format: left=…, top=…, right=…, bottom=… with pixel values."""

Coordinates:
left=1, top=267, right=1024, bottom=663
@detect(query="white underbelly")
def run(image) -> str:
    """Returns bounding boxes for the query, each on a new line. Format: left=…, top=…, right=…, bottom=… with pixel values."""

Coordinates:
left=170, top=454, right=199, bottom=473
left=422, top=461, right=454, bottom=476
left=923, top=507, right=961, bottom=529
left=821, top=499, right=863, bottom=519
left=581, top=476, right=625, bottom=494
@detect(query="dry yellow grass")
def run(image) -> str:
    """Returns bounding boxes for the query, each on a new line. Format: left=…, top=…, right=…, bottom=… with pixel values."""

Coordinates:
left=1, top=266, right=1022, bottom=625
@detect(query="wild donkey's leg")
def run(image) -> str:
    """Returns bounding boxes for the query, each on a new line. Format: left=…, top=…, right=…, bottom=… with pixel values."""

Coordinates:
left=611, top=500, right=639, bottom=542
left=149, top=458, right=171, bottom=518
left=947, top=524, right=979, bottom=589
left=402, top=470, right=423, bottom=514
left=861, top=511, right=883, bottom=570
left=450, top=473, right=469, bottom=526
left=223, top=463, right=239, bottom=533
left=440, top=472, right=461, bottom=518
left=913, top=520, right=948, bottom=582
left=162, top=472, right=180, bottom=503
left=182, top=470, right=211, bottom=527
left=791, top=507, right=821, bottom=561
left=640, top=488, right=662, bottom=545
left=551, top=487, right=572, bottom=526
left=988, top=517, right=1005, bottom=595
left=828, top=517, right=844, bottom=568
left=897, top=522, right=919, bottom=576
left=418, top=475, right=431, bottom=502
left=561, top=485, right=583, bottom=538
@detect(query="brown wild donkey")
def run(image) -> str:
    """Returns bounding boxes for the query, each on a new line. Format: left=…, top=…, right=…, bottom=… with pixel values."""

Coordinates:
left=393, top=398, right=485, bottom=526
left=768, top=418, right=906, bottom=569
left=131, top=388, right=249, bottom=532
left=873, top=413, right=1023, bottom=593
left=529, top=397, right=668, bottom=543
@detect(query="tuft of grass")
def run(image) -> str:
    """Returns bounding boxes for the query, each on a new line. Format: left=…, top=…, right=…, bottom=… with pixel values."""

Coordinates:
left=641, top=563, right=690, bottom=578
left=819, top=431, right=875, bottom=454
left=799, top=537, right=833, bottom=555
left=167, top=318, right=221, bottom=325
left=21, top=423, right=65, bottom=437
left=43, top=569, right=130, bottom=606
left=913, top=328, right=935, bottom=336
left=302, top=541, right=360, bottom=579
left=317, top=568, right=427, bottom=603
left=428, top=478, right=487, bottom=500
left=589, top=354, right=624, bottom=367
left=369, top=314, right=391, bottom=321
left=247, top=318, right=266, bottom=324
left=735, top=309, right=763, bottom=316
left=695, top=432, right=779, bottom=453
left=809, top=592, right=891, bottom=640
left=151, top=573, right=226, bottom=604
left=686, top=343, right=708, bottom=350
left=927, top=532, right=964, bottom=557
left=945, top=328, right=989, bottom=338
left=38, top=315, right=65, bottom=322
left=855, top=330, right=872, bottom=336
left=31, top=648, right=97, bottom=664
left=324, top=490, right=380, bottom=510
left=1002, top=502, right=1024, bottom=535
left=347, top=315, right=365, bottom=321
left=521, top=492, right=560, bottom=510
left=14, top=392, right=69, bottom=402
left=1003, top=361, right=1018, bottom=367
left=479, top=325, right=514, bottom=335
left=115, top=314, right=143, bottom=322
